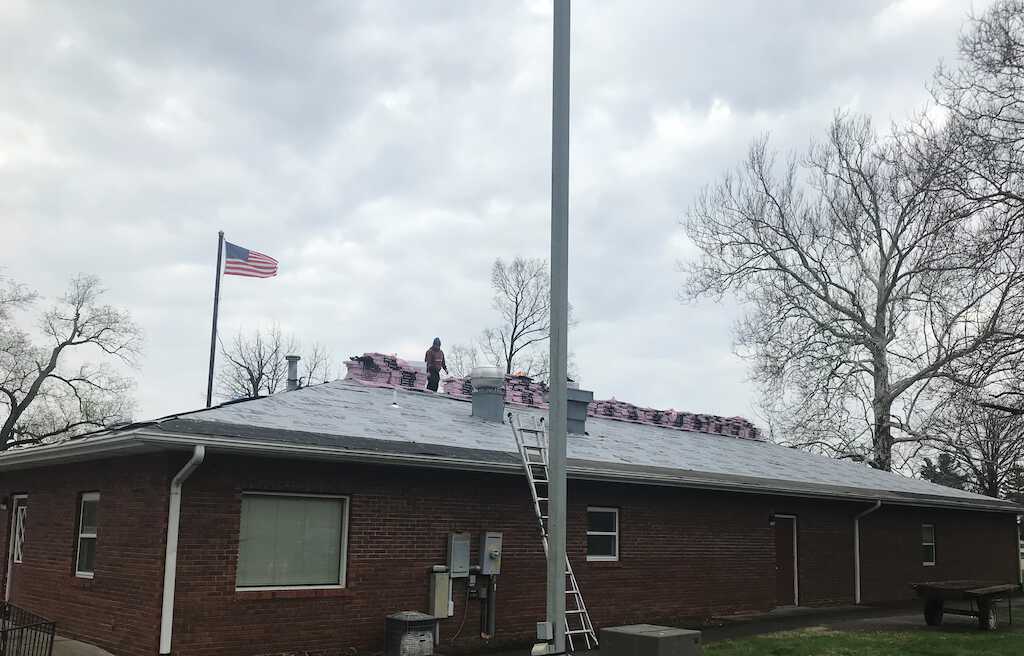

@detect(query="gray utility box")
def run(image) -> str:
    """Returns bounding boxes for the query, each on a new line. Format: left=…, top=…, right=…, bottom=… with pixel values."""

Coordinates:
left=601, top=624, right=702, bottom=656
left=385, top=611, right=437, bottom=656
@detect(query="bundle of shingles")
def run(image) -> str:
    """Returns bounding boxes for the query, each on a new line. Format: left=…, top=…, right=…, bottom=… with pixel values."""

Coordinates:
left=438, top=373, right=761, bottom=440
left=441, top=374, right=549, bottom=408
left=345, top=352, right=427, bottom=390
left=587, top=399, right=761, bottom=440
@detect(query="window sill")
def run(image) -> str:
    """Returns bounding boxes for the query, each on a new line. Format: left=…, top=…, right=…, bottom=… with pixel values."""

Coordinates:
left=235, top=586, right=351, bottom=600
left=923, top=563, right=936, bottom=567
left=586, top=557, right=619, bottom=563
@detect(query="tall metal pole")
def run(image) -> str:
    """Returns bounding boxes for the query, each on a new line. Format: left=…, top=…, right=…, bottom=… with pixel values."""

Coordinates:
left=205, top=230, right=225, bottom=408
left=548, top=1, right=570, bottom=653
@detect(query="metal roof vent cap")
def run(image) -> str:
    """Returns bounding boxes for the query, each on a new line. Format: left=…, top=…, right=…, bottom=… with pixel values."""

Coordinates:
left=566, top=385, right=593, bottom=435
left=471, top=366, right=505, bottom=422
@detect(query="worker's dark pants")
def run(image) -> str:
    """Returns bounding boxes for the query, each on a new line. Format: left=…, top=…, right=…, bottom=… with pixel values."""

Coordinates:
left=427, top=369, right=441, bottom=392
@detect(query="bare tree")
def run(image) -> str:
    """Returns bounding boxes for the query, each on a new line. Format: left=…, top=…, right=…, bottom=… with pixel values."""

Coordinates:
left=217, top=325, right=332, bottom=399
left=446, top=343, right=479, bottom=378
left=479, top=257, right=553, bottom=377
left=923, top=1, right=1024, bottom=417
left=926, top=394, right=1024, bottom=498
left=0, top=274, right=141, bottom=450
left=683, top=114, right=1024, bottom=471
left=932, top=0, right=1024, bottom=217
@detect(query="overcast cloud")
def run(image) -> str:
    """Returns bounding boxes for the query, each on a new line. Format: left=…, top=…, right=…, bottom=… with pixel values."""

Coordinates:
left=0, top=0, right=985, bottom=422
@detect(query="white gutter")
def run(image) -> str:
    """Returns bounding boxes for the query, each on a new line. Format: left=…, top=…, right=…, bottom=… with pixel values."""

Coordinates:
left=854, top=500, right=882, bottom=604
left=159, top=445, right=205, bottom=655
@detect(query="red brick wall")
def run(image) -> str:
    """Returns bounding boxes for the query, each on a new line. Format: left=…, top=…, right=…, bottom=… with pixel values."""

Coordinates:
left=0, top=454, right=172, bottom=656
left=859, top=504, right=1018, bottom=603
left=2, top=452, right=1019, bottom=656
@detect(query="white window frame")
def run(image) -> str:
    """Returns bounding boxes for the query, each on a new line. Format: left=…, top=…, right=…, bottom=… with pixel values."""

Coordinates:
left=586, top=506, right=619, bottom=562
left=75, top=492, right=100, bottom=579
left=10, top=495, right=27, bottom=565
left=235, top=491, right=350, bottom=592
left=922, top=523, right=936, bottom=567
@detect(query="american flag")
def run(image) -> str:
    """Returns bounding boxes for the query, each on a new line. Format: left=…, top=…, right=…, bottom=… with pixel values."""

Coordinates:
left=223, top=241, right=279, bottom=278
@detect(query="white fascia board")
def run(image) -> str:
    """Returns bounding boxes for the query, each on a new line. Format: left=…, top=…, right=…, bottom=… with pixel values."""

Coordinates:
left=0, top=432, right=153, bottom=471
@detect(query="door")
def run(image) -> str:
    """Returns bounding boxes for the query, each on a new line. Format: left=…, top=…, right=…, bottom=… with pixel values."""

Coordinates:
left=4, top=495, right=27, bottom=602
left=774, top=515, right=797, bottom=606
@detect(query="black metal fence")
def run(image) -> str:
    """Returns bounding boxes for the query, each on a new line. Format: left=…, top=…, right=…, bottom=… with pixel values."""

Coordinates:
left=0, top=603, right=55, bottom=656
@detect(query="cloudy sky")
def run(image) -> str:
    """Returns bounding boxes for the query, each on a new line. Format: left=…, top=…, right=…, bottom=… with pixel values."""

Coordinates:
left=1, top=0, right=985, bottom=422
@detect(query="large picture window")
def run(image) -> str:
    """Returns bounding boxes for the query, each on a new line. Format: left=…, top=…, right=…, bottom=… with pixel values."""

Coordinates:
left=76, top=492, right=99, bottom=578
left=922, top=524, right=936, bottom=566
left=586, top=507, right=619, bottom=561
left=236, top=493, right=349, bottom=589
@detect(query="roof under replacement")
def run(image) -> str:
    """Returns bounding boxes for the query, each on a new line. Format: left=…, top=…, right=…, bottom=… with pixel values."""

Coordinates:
left=2, top=377, right=1015, bottom=513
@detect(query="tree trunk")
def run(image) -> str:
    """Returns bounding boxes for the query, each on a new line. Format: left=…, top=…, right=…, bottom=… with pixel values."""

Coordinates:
left=872, top=400, right=894, bottom=471
left=872, top=347, right=894, bottom=471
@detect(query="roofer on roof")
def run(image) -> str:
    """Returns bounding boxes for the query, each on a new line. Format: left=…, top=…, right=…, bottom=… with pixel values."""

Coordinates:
left=424, top=337, right=447, bottom=392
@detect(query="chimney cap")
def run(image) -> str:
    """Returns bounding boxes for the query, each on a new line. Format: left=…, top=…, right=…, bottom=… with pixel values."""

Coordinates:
left=285, top=354, right=301, bottom=362
left=470, top=366, right=504, bottom=389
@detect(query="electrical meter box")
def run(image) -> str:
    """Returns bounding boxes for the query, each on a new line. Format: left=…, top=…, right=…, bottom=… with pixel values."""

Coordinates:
left=480, top=531, right=503, bottom=575
left=447, top=532, right=471, bottom=578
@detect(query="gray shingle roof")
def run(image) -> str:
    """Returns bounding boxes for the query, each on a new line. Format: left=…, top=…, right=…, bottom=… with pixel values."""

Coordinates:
left=151, top=379, right=1016, bottom=511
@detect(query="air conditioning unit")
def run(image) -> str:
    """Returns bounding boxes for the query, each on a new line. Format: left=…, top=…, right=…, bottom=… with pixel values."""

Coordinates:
left=385, top=611, right=437, bottom=656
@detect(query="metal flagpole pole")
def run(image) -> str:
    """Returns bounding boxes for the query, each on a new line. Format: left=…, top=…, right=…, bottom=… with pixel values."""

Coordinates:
left=548, top=1, right=570, bottom=654
left=205, top=230, right=225, bottom=408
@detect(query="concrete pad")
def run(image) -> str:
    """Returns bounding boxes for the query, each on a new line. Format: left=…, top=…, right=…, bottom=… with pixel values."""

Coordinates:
left=52, top=636, right=117, bottom=656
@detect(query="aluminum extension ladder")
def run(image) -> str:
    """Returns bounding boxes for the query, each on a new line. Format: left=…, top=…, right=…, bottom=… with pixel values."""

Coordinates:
left=510, top=413, right=599, bottom=652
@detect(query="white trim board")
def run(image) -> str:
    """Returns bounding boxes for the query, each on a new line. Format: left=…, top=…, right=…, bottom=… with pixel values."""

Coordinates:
left=774, top=514, right=799, bottom=607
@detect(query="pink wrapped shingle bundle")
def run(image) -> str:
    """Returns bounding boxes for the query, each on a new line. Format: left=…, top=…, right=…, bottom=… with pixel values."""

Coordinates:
left=505, top=374, right=548, bottom=408
left=442, top=374, right=550, bottom=408
left=345, top=353, right=426, bottom=390
left=349, top=359, right=762, bottom=440
left=443, top=377, right=474, bottom=399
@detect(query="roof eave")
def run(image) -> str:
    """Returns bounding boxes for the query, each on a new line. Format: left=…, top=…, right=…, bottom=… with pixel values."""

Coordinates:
left=2, top=428, right=1018, bottom=514
left=136, top=430, right=1021, bottom=514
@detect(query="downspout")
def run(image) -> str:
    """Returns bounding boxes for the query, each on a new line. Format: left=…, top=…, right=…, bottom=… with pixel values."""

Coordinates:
left=854, top=500, right=882, bottom=605
left=159, top=446, right=206, bottom=655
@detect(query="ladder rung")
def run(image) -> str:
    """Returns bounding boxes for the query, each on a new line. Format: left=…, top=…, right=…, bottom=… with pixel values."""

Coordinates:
left=566, top=630, right=593, bottom=635
left=566, top=609, right=585, bottom=614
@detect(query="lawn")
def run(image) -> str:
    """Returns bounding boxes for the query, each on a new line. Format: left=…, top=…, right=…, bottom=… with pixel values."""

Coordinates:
left=704, top=628, right=1024, bottom=656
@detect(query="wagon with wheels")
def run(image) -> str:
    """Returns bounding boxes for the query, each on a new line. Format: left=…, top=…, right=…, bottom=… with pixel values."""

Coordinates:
left=911, top=581, right=1018, bottom=630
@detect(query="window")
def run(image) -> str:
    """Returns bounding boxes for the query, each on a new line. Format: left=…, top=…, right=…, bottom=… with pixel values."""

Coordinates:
left=922, top=524, right=936, bottom=566
left=76, top=492, right=99, bottom=578
left=11, top=498, right=27, bottom=564
left=586, top=507, right=618, bottom=561
left=236, top=493, right=349, bottom=589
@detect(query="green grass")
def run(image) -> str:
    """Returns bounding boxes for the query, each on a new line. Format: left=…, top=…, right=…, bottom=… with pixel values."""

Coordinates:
left=705, top=628, right=1024, bottom=656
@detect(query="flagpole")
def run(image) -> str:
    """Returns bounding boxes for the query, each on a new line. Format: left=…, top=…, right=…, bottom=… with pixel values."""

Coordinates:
left=205, top=230, right=225, bottom=407
left=547, top=1, right=570, bottom=654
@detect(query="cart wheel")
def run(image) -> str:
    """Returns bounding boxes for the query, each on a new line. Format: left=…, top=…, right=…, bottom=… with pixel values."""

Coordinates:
left=925, top=599, right=944, bottom=626
left=979, top=601, right=998, bottom=631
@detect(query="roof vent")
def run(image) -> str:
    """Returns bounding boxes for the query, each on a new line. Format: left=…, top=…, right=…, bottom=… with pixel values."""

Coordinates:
left=286, top=355, right=300, bottom=391
left=566, top=384, right=593, bottom=435
left=471, top=366, right=505, bottom=422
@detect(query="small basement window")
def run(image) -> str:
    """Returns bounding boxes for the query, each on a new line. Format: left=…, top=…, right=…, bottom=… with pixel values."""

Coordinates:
left=586, top=507, right=618, bottom=561
left=76, top=492, right=100, bottom=578
left=236, top=493, right=349, bottom=590
left=922, top=524, right=936, bottom=566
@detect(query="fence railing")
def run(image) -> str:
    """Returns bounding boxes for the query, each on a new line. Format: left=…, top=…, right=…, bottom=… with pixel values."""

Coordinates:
left=0, top=603, right=55, bottom=656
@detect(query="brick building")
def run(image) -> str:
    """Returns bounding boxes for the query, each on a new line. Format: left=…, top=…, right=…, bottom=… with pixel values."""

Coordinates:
left=1, top=367, right=1020, bottom=656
